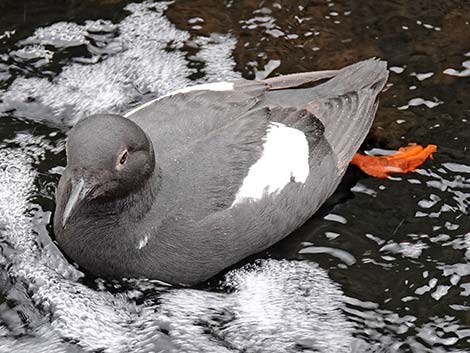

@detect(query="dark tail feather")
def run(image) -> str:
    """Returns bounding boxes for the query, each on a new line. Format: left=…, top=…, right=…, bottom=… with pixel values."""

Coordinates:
left=306, top=59, right=388, bottom=171
left=307, top=89, right=380, bottom=172
left=315, top=58, right=388, bottom=97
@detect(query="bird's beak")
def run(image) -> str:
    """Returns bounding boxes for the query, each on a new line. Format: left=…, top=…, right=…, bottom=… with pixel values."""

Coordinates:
left=62, top=177, right=93, bottom=227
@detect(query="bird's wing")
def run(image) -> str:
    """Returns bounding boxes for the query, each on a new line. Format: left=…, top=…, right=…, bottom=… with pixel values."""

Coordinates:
left=133, top=58, right=387, bottom=217
left=156, top=102, right=328, bottom=219
left=129, top=59, right=387, bottom=167
left=127, top=88, right=262, bottom=163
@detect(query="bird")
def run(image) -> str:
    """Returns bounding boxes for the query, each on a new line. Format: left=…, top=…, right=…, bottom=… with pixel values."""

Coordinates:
left=54, top=58, right=389, bottom=285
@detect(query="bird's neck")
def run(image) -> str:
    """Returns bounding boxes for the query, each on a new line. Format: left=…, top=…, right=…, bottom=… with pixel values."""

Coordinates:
left=55, top=168, right=161, bottom=280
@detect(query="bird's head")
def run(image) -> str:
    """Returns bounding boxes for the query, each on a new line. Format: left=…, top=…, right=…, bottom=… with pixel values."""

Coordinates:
left=55, top=114, right=155, bottom=229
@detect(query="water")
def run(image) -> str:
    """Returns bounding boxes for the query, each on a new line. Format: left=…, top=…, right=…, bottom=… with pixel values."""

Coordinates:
left=0, top=1, right=469, bottom=352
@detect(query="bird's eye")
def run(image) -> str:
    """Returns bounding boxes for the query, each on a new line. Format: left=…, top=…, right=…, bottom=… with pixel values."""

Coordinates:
left=118, top=150, right=128, bottom=166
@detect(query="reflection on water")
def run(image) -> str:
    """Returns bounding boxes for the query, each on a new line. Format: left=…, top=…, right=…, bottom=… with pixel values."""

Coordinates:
left=444, top=52, right=470, bottom=78
left=0, top=0, right=469, bottom=352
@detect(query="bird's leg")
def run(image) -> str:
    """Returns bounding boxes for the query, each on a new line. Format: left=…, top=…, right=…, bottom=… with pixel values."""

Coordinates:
left=350, top=143, right=437, bottom=178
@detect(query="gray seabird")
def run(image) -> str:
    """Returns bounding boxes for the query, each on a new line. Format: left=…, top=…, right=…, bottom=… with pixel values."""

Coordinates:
left=54, top=58, right=388, bottom=285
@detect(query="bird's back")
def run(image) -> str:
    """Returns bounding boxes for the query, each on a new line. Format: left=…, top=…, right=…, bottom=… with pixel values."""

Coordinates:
left=128, top=58, right=388, bottom=222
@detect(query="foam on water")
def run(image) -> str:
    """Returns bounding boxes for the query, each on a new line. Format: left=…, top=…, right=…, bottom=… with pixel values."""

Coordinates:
left=0, top=2, right=239, bottom=124
left=159, top=260, right=353, bottom=353
left=195, top=34, right=240, bottom=82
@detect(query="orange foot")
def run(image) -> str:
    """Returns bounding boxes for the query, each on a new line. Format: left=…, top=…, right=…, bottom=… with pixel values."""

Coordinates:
left=351, top=143, right=437, bottom=178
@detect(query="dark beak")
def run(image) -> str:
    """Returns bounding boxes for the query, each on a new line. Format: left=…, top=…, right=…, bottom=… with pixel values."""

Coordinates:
left=62, top=177, right=93, bottom=227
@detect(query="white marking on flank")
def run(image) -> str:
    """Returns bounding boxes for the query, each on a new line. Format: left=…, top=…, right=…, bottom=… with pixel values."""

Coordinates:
left=124, top=81, right=234, bottom=117
left=137, top=235, right=149, bottom=250
left=231, top=122, right=309, bottom=206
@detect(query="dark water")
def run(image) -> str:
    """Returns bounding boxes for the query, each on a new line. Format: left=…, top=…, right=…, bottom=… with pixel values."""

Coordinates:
left=0, top=1, right=469, bottom=352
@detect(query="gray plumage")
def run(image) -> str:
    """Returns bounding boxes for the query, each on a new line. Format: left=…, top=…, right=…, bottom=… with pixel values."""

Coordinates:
left=54, top=58, right=388, bottom=285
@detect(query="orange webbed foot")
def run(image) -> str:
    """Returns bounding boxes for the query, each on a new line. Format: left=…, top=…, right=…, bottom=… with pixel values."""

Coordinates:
left=351, top=143, right=437, bottom=178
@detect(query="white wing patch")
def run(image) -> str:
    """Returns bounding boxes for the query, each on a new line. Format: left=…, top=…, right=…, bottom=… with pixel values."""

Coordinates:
left=124, top=81, right=234, bottom=117
left=231, top=122, right=309, bottom=206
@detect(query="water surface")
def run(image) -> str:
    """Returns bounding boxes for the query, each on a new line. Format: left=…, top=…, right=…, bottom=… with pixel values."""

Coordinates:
left=0, top=1, right=469, bottom=352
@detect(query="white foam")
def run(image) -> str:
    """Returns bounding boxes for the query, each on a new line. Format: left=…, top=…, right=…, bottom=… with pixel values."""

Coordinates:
left=21, top=21, right=87, bottom=48
left=159, top=260, right=353, bottom=352
left=232, top=122, right=309, bottom=206
left=195, top=34, right=240, bottom=82
left=0, top=2, right=238, bottom=124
